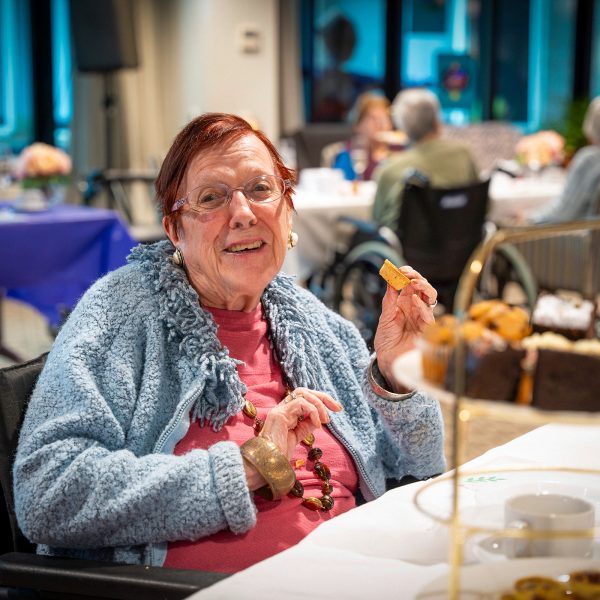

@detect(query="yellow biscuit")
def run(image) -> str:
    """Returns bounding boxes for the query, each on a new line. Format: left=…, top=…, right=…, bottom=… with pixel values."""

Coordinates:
left=379, top=259, right=411, bottom=290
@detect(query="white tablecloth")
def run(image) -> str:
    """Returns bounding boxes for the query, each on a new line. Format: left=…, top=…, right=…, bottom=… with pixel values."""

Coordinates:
left=283, top=173, right=565, bottom=280
left=187, top=423, right=600, bottom=599
left=487, top=171, right=565, bottom=224
left=283, top=180, right=377, bottom=280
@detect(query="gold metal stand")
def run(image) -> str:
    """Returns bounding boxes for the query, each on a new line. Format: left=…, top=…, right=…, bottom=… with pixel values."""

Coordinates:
left=422, top=218, right=600, bottom=598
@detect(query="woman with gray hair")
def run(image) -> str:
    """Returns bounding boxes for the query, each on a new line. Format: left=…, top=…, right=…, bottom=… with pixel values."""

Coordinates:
left=372, top=88, right=479, bottom=231
left=528, top=96, right=600, bottom=224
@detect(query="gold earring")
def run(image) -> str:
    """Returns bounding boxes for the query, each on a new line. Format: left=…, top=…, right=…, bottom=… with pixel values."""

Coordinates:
left=287, top=231, right=298, bottom=249
left=172, top=248, right=185, bottom=266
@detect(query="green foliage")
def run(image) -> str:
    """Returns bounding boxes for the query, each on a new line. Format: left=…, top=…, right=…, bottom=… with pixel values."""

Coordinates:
left=551, top=97, right=590, bottom=158
left=21, top=175, right=70, bottom=189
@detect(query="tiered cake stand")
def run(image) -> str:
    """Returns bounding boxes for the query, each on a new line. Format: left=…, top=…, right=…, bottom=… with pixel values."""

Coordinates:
left=415, top=218, right=600, bottom=599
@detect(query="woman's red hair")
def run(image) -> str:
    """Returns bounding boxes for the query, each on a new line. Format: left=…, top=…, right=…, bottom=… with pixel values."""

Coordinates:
left=156, top=113, right=295, bottom=218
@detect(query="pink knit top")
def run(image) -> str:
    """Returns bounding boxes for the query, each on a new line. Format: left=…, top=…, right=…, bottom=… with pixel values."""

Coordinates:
left=164, top=304, right=358, bottom=573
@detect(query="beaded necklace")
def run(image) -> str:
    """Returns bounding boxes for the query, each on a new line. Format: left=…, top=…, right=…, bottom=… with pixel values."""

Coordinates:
left=209, top=300, right=334, bottom=512
left=241, top=397, right=334, bottom=512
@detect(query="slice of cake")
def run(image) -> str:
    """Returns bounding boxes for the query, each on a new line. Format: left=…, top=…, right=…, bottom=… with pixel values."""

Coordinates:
left=532, top=293, right=596, bottom=340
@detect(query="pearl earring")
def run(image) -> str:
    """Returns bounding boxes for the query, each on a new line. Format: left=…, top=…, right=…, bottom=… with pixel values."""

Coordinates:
left=287, top=231, right=298, bottom=249
left=172, top=248, right=185, bottom=266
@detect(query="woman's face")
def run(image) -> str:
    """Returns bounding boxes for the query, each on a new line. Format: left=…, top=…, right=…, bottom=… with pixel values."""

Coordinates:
left=356, top=105, right=392, bottom=142
left=163, top=134, right=292, bottom=311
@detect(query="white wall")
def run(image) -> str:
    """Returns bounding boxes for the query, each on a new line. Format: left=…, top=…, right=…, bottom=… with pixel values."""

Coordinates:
left=71, top=0, right=282, bottom=174
left=172, top=0, right=280, bottom=141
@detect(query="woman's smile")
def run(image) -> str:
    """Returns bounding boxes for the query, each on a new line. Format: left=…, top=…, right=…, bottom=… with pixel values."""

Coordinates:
left=224, top=238, right=267, bottom=254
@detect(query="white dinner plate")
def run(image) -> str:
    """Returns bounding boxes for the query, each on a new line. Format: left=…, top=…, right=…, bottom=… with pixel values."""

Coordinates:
left=417, top=557, right=600, bottom=599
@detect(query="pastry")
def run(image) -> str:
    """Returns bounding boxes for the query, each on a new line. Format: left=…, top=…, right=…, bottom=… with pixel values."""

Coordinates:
left=378, top=259, right=410, bottom=291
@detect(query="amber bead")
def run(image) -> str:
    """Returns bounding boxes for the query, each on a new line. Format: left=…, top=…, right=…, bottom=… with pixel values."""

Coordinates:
left=301, top=433, right=315, bottom=446
left=290, top=480, right=304, bottom=498
left=302, top=496, right=323, bottom=511
left=314, top=462, right=330, bottom=480
left=243, top=400, right=257, bottom=419
left=308, top=447, right=323, bottom=461
left=321, top=481, right=333, bottom=494
left=320, top=495, right=334, bottom=511
left=253, top=418, right=264, bottom=432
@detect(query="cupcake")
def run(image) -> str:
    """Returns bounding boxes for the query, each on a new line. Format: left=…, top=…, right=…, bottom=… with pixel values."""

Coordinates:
left=419, top=315, right=457, bottom=386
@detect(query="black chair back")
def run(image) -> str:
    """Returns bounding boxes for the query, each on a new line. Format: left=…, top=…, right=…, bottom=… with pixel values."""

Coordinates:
left=0, top=355, right=230, bottom=598
left=397, top=178, right=490, bottom=307
left=0, top=353, right=48, bottom=553
left=290, top=123, right=353, bottom=170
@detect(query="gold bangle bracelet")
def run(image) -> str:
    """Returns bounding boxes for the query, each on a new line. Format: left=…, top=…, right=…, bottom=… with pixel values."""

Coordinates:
left=240, top=437, right=296, bottom=500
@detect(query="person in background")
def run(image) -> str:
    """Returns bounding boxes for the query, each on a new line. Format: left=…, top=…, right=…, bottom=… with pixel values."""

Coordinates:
left=372, top=88, right=479, bottom=231
left=14, top=113, right=445, bottom=574
left=332, top=93, right=393, bottom=181
left=525, top=97, right=600, bottom=224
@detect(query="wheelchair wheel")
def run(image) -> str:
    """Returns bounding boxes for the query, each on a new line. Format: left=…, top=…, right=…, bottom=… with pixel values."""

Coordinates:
left=332, top=252, right=388, bottom=348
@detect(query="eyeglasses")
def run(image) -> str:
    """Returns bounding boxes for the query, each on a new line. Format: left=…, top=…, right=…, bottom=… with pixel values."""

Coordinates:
left=170, top=174, right=290, bottom=214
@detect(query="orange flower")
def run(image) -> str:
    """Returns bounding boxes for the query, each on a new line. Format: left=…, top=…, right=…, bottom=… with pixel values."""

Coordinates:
left=14, top=142, right=72, bottom=180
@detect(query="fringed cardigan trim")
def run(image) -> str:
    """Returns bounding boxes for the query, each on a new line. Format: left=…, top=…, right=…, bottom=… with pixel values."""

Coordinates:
left=128, top=240, right=327, bottom=430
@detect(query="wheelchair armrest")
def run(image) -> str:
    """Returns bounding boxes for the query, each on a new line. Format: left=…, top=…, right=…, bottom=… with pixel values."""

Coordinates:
left=0, top=552, right=228, bottom=600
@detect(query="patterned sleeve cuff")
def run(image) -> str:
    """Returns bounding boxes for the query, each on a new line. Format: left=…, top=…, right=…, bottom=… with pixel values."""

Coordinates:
left=367, top=355, right=416, bottom=402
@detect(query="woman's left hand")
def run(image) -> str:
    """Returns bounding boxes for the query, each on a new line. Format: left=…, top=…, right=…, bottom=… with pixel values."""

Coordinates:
left=373, top=265, right=437, bottom=388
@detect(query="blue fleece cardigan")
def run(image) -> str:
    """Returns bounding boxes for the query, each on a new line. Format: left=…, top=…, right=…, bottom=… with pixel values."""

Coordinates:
left=13, top=241, right=445, bottom=566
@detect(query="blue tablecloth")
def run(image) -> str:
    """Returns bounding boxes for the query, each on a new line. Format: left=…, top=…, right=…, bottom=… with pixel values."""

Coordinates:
left=0, top=203, right=138, bottom=325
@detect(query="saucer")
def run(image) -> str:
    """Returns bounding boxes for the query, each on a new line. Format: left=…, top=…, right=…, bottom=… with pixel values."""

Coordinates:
left=470, top=534, right=600, bottom=563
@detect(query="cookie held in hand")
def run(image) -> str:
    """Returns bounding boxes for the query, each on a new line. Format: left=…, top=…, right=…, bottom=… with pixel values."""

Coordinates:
left=379, top=259, right=411, bottom=291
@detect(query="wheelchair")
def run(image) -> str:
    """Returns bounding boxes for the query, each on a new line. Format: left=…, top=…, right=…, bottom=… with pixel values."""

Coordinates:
left=0, top=355, right=227, bottom=599
left=308, top=172, right=537, bottom=348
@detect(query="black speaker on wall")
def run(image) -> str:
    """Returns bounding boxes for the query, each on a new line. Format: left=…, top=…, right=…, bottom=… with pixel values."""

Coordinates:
left=70, top=0, right=139, bottom=72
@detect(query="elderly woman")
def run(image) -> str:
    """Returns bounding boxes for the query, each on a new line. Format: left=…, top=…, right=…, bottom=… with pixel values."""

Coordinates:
left=526, top=96, right=600, bottom=224
left=332, top=93, right=393, bottom=181
left=14, top=113, right=445, bottom=573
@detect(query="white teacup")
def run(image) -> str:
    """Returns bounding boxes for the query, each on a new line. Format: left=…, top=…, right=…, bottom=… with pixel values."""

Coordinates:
left=504, top=493, right=595, bottom=558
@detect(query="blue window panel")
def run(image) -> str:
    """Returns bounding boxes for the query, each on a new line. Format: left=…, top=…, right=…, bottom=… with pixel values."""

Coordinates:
left=303, top=0, right=386, bottom=122
left=0, top=0, right=33, bottom=151
left=591, top=0, right=600, bottom=97
left=52, top=0, right=72, bottom=151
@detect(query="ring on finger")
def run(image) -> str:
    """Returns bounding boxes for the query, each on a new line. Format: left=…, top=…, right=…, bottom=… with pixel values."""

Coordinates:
left=428, top=299, right=438, bottom=308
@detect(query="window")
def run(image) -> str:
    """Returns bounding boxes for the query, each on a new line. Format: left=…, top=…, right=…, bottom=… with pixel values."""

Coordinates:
left=589, top=0, right=600, bottom=96
left=0, top=0, right=33, bottom=153
left=0, top=0, right=72, bottom=154
left=299, top=0, right=593, bottom=131
left=51, top=0, right=72, bottom=151
left=301, top=0, right=387, bottom=122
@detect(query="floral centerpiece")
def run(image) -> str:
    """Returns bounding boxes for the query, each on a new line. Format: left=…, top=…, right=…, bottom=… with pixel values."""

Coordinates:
left=13, top=142, right=72, bottom=206
left=515, top=130, right=565, bottom=171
